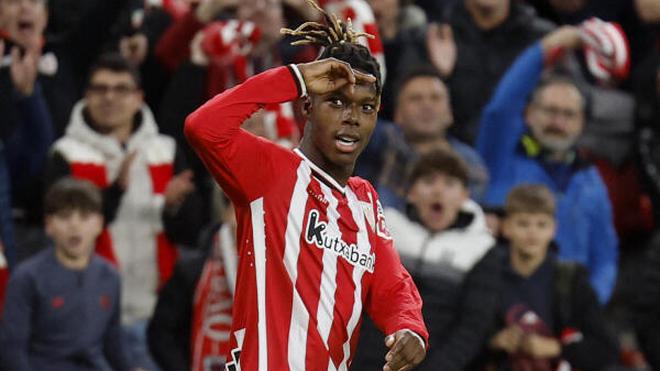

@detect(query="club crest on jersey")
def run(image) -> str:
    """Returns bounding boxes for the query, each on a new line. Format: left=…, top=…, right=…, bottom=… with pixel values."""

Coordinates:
left=375, top=200, right=392, bottom=240
left=305, top=209, right=375, bottom=272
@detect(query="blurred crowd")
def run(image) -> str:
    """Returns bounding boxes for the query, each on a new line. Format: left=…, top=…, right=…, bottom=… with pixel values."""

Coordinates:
left=2, top=0, right=660, bottom=369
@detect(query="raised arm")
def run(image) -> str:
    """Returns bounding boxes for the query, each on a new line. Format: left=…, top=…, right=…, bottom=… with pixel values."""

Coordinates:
left=476, top=27, right=583, bottom=180
left=184, top=65, right=302, bottom=204
left=184, top=58, right=375, bottom=204
left=363, top=187, right=428, bottom=371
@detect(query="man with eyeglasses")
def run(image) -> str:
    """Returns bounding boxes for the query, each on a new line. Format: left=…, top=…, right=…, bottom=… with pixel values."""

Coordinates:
left=476, top=26, right=618, bottom=305
left=46, top=52, right=202, bottom=371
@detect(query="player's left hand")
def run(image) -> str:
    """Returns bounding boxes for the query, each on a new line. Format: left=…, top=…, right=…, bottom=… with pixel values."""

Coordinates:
left=383, top=329, right=426, bottom=371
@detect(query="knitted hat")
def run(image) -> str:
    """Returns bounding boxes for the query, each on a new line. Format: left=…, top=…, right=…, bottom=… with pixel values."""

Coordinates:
left=580, top=18, right=630, bottom=84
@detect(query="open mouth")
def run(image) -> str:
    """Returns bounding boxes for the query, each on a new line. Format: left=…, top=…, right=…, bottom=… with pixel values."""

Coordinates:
left=67, top=236, right=82, bottom=247
left=544, top=128, right=567, bottom=136
left=17, top=20, right=35, bottom=33
left=335, top=134, right=359, bottom=153
left=430, top=202, right=444, bottom=214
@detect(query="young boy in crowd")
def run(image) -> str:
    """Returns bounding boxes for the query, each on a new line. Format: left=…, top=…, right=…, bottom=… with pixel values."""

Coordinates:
left=433, top=184, right=618, bottom=371
left=353, top=147, right=494, bottom=370
left=0, top=177, right=131, bottom=371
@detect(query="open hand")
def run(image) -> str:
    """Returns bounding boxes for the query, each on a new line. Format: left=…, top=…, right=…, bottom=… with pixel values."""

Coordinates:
left=296, top=58, right=376, bottom=96
left=164, top=169, right=196, bottom=212
left=383, top=330, right=426, bottom=371
left=10, top=45, right=39, bottom=96
left=116, top=151, right=138, bottom=190
left=426, top=23, right=456, bottom=79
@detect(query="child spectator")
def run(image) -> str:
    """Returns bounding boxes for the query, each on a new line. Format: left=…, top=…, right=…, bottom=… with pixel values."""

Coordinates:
left=434, top=184, right=618, bottom=371
left=0, top=177, right=131, bottom=371
left=46, top=52, right=202, bottom=370
left=352, top=148, right=494, bottom=370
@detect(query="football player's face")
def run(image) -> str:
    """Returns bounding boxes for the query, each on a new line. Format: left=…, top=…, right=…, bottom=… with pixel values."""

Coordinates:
left=303, top=80, right=380, bottom=177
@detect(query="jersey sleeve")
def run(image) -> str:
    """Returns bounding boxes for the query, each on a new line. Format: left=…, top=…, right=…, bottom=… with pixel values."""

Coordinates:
left=184, top=66, right=304, bottom=205
left=363, top=185, right=429, bottom=345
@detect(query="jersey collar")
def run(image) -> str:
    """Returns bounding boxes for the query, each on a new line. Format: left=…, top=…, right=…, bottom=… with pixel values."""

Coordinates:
left=294, top=148, right=347, bottom=195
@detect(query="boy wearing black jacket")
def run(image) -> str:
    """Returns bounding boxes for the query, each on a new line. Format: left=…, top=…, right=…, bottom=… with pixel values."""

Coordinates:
left=435, top=184, right=618, bottom=371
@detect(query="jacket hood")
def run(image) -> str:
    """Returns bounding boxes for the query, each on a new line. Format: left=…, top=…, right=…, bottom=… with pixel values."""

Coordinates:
left=64, top=100, right=160, bottom=158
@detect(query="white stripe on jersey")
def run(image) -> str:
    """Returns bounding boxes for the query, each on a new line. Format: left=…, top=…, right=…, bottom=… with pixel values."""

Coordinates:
left=338, top=188, right=373, bottom=370
left=284, top=163, right=312, bottom=370
left=294, top=149, right=345, bottom=193
left=250, top=198, right=268, bottom=371
left=317, top=184, right=340, bottom=352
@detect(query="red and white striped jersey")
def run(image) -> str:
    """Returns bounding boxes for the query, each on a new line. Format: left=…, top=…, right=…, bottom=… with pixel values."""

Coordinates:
left=185, top=66, right=427, bottom=371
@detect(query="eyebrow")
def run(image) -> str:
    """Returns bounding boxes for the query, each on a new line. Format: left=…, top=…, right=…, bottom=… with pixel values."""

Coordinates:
left=331, top=87, right=378, bottom=101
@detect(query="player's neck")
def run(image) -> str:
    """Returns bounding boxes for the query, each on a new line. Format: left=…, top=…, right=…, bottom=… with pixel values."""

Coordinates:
left=297, top=144, right=352, bottom=187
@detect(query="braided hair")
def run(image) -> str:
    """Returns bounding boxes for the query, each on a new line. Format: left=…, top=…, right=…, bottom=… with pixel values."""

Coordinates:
left=280, top=0, right=382, bottom=93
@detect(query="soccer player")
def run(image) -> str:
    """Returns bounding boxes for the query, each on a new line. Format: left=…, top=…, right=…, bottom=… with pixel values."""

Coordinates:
left=184, top=1, right=428, bottom=370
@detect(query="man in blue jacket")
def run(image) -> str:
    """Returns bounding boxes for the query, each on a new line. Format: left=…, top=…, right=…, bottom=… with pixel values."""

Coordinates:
left=476, top=26, right=618, bottom=304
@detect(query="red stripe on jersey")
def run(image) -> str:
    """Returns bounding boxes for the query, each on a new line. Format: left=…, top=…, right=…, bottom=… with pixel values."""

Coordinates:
left=70, top=163, right=108, bottom=188
left=148, top=164, right=173, bottom=194
left=298, top=180, right=330, bottom=370
left=325, top=188, right=358, bottom=369
left=263, top=165, right=300, bottom=370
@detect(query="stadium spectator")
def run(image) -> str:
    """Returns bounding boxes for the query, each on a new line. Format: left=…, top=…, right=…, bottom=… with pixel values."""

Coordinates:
left=357, top=65, right=488, bottom=208
left=427, top=0, right=553, bottom=143
left=46, top=53, right=202, bottom=370
left=476, top=26, right=618, bottom=303
left=0, top=39, right=54, bottom=267
left=525, top=0, right=654, bottom=70
left=148, top=199, right=238, bottom=371
left=0, top=0, right=131, bottom=134
left=364, top=0, right=427, bottom=120
left=353, top=148, right=494, bottom=370
left=434, top=184, right=619, bottom=371
left=0, top=177, right=131, bottom=371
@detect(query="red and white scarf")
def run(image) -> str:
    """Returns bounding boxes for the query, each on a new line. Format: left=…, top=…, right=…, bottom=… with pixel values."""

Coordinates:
left=191, top=224, right=237, bottom=371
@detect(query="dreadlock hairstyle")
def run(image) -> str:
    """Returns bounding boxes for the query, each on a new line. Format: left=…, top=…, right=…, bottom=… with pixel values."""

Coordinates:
left=280, top=0, right=382, bottom=93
